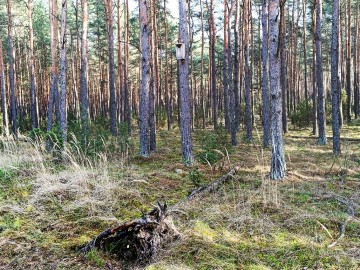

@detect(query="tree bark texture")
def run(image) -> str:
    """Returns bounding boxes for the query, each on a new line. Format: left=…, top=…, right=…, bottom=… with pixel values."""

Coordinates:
left=269, top=0, right=286, bottom=180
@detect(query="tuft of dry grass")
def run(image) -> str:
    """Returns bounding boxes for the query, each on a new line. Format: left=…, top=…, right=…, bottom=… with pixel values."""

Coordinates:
left=0, top=125, right=360, bottom=269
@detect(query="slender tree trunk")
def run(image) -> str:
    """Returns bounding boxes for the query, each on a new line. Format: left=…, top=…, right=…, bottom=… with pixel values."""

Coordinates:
left=228, top=0, right=236, bottom=145
left=210, top=0, right=218, bottom=129
left=0, top=38, right=9, bottom=137
left=331, top=0, right=340, bottom=155
left=200, top=0, right=206, bottom=129
left=104, top=0, right=118, bottom=136
left=139, top=0, right=150, bottom=157
left=179, top=0, right=193, bottom=165
left=338, top=0, right=343, bottom=127
left=346, top=0, right=351, bottom=123
left=149, top=0, right=156, bottom=152
left=280, top=2, right=288, bottom=133
left=164, top=0, right=171, bottom=130
left=29, top=0, right=38, bottom=129
left=59, top=0, right=67, bottom=142
left=80, top=0, right=89, bottom=137
left=7, top=0, right=17, bottom=138
left=303, top=0, right=308, bottom=108
left=269, top=0, right=286, bottom=180
left=312, top=4, right=318, bottom=135
left=315, top=0, right=326, bottom=145
left=262, top=0, right=270, bottom=147
left=124, top=0, right=131, bottom=135
left=244, top=0, right=252, bottom=141
left=233, top=0, right=240, bottom=134
left=47, top=0, right=59, bottom=140
left=223, top=0, right=230, bottom=130
left=117, top=0, right=123, bottom=123
left=355, top=3, right=359, bottom=119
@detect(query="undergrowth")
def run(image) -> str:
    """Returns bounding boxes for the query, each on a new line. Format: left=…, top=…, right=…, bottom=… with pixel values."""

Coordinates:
left=0, top=125, right=359, bottom=269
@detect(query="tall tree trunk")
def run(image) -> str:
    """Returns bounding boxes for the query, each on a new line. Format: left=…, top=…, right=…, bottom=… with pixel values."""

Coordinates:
left=117, top=0, right=123, bottom=123
left=0, top=38, right=9, bottom=137
left=47, top=0, right=59, bottom=140
left=179, top=0, right=193, bottom=165
left=346, top=0, right=351, bottom=123
left=210, top=0, right=218, bottom=129
left=7, top=0, right=17, bottom=138
left=80, top=0, right=89, bottom=137
left=228, top=0, right=236, bottom=145
left=59, top=0, right=67, bottom=143
left=262, top=0, right=270, bottom=147
left=312, top=4, right=317, bottom=135
left=244, top=0, right=252, bottom=141
left=104, top=0, right=118, bottom=136
left=355, top=2, right=359, bottom=119
left=124, top=0, right=131, bottom=135
left=29, top=0, right=38, bottom=129
left=139, top=0, right=150, bottom=157
left=233, top=0, right=240, bottom=134
left=338, top=0, right=343, bottom=127
left=280, top=1, right=288, bottom=133
left=315, top=0, right=326, bottom=145
left=269, top=0, right=286, bottom=180
left=331, top=0, right=340, bottom=155
left=223, top=0, right=230, bottom=130
left=303, top=0, right=308, bottom=108
left=164, top=0, right=171, bottom=130
left=149, top=0, right=156, bottom=152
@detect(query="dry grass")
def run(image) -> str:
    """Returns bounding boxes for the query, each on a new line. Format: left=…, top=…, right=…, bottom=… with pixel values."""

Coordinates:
left=0, top=125, right=360, bottom=269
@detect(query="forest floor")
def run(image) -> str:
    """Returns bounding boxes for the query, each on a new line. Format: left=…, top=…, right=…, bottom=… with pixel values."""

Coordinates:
left=0, top=123, right=360, bottom=270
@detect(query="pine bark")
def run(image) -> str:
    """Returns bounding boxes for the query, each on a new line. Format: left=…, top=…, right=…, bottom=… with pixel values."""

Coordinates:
left=29, top=0, right=39, bottom=129
left=80, top=0, right=89, bottom=137
left=345, top=0, right=351, bottom=122
left=303, top=0, right=308, bottom=108
left=7, top=0, right=17, bottom=138
left=59, top=0, right=68, bottom=142
left=210, top=0, right=218, bottom=130
left=104, top=0, right=118, bottom=136
left=149, top=0, right=156, bottom=152
left=139, top=0, right=150, bottom=157
left=223, top=0, right=230, bottom=131
left=280, top=2, right=287, bottom=133
left=262, top=0, right=270, bottom=147
left=233, top=0, right=240, bottom=133
left=269, top=0, right=286, bottom=180
left=0, top=38, right=9, bottom=137
left=315, top=0, right=326, bottom=145
left=164, top=0, right=171, bottom=130
left=331, top=0, right=341, bottom=155
left=244, top=0, right=252, bottom=141
left=124, top=0, right=131, bottom=135
left=179, top=0, right=193, bottom=165
left=47, top=0, right=59, bottom=138
left=228, top=0, right=236, bottom=146
left=355, top=3, right=359, bottom=119
left=312, top=4, right=317, bottom=135
left=117, top=0, right=123, bottom=123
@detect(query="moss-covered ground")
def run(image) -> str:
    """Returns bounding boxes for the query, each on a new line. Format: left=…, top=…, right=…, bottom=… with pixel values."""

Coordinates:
left=0, top=124, right=359, bottom=269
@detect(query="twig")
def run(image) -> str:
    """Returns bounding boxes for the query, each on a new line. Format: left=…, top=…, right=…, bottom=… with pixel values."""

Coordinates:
left=328, top=196, right=356, bottom=248
left=170, top=167, right=239, bottom=211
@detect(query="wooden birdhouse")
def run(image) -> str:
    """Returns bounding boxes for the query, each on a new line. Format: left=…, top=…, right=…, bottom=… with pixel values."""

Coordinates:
left=175, top=43, right=185, bottom=60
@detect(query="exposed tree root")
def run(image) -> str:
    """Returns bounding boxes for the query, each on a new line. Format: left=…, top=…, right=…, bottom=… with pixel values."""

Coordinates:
left=80, top=168, right=238, bottom=265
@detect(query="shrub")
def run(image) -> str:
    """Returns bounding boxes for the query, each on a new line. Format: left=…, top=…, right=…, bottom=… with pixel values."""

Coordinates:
left=289, top=101, right=312, bottom=129
left=197, top=128, right=230, bottom=166
left=188, top=168, right=204, bottom=187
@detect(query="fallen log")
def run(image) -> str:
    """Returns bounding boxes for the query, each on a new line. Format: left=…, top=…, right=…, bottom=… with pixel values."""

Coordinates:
left=80, top=168, right=238, bottom=265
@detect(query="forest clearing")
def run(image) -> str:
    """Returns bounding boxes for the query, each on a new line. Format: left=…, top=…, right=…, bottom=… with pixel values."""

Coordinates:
left=0, top=125, right=360, bottom=269
left=1, top=0, right=360, bottom=268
